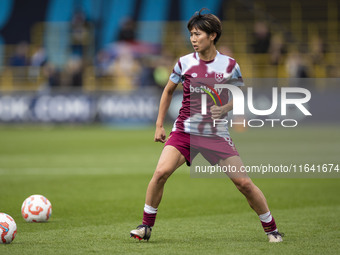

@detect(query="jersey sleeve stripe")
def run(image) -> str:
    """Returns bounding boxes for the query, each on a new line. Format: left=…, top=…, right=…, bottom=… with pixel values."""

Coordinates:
left=227, top=58, right=236, bottom=73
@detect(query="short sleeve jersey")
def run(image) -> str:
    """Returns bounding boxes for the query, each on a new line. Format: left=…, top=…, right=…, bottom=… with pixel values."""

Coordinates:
left=169, top=51, right=244, bottom=138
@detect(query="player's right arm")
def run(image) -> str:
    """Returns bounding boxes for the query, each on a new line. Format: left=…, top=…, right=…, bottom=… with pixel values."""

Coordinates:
left=154, top=80, right=178, bottom=143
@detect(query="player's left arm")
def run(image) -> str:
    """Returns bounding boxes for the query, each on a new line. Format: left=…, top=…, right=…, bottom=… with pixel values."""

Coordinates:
left=210, top=100, right=233, bottom=120
left=210, top=86, right=245, bottom=119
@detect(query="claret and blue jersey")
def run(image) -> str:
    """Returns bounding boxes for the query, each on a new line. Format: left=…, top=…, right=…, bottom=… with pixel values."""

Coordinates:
left=169, top=51, right=244, bottom=138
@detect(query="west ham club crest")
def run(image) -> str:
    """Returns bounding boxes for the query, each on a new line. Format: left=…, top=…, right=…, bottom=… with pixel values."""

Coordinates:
left=215, top=72, right=224, bottom=82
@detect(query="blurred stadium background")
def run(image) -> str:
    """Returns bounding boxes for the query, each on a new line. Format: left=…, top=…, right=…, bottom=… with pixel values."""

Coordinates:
left=0, top=1, right=339, bottom=254
left=0, top=0, right=339, bottom=125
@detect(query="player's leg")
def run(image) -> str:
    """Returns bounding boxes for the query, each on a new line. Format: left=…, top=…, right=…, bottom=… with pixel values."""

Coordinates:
left=220, top=156, right=269, bottom=214
left=219, top=155, right=283, bottom=242
left=130, top=145, right=186, bottom=240
left=145, top=145, right=186, bottom=208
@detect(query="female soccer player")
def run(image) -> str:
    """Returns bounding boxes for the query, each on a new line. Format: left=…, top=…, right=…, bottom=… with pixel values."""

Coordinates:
left=130, top=9, right=283, bottom=243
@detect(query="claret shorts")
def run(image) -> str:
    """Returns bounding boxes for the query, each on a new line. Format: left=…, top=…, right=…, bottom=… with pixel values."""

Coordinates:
left=165, top=131, right=239, bottom=166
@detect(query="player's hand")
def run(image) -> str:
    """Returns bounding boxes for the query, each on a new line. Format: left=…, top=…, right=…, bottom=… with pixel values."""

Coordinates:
left=210, top=105, right=223, bottom=119
left=154, top=126, right=167, bottom=143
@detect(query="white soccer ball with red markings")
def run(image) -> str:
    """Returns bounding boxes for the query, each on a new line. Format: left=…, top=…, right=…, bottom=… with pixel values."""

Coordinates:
left=0, top=213, right=17, bottom=244
left=21, top=195, right=52, bottom=222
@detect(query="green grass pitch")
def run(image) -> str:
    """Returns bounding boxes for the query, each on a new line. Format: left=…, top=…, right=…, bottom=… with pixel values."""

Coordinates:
left=0, top=125, right=339, bottom=254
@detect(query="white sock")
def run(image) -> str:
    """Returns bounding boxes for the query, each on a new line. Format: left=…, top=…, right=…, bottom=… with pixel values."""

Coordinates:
left=259, top=211, right=272, bottom=223
left=144, top=204, right=158, bottom=214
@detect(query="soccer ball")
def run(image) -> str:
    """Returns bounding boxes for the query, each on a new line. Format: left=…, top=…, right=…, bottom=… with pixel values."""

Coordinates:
left=21, top=195, right=52, bottom=222
left=0, top=213, right=17, bottom=244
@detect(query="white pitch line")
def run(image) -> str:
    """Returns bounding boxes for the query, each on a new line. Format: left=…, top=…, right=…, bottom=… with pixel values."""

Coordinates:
left=0, top=167, right=147, bottom=175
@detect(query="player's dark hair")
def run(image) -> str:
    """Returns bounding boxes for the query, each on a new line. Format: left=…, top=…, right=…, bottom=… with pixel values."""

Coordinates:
left=187, top=8, right=222, bottom=45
